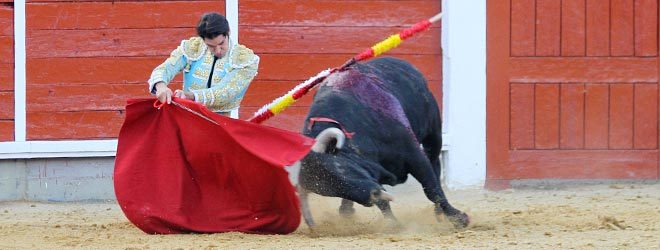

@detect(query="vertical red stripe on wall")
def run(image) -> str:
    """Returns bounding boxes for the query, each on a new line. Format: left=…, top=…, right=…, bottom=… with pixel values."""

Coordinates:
left=586, top=0, right=611, bottom=56
left=535, top=0, right=561, bottom=56
left=0, top=4, right=13, bottom=142
left=535, top=83, right=560, bottom=149
left=584, top=84, right=609, bottom=149
left=560, top=84, right=585, bottom=149
left=609, top=84, right=634, bottom=149
left=634, top=0, right=658, bottom=56
left=511, top=0, right=535, bottom=56
left=510, top=84, right=535, bottom=149
left=561, top=0, right=586, bottom=56
left=633, top=84, right=658, bottom=149
left=611, top=0, right=635, bottom=56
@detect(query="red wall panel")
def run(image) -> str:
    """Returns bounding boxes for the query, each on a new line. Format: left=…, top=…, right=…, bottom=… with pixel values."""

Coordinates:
left=0, top=3, right=13, bottom=141
left=239, top=0, right=442, bottom=131
left=25, top=1, right=224, bottom=140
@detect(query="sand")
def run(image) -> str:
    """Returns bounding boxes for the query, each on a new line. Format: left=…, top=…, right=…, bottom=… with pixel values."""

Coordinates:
left=1, top=182, right=658, bottom=249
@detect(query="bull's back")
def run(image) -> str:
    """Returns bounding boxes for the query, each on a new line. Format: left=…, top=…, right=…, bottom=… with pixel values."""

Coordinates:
left=357, top=57, right=440, bottom=136
left=306, top=57, right=440, bottom=140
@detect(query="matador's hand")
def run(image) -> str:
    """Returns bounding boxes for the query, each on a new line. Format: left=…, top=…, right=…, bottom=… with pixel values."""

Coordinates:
left=174, top=89, right=195, bottom=101
left=154, top=82, right=173, bottom=104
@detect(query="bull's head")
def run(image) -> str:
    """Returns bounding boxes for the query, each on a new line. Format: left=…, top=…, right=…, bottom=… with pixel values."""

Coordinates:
left=291, top=128, right=394, bottom=227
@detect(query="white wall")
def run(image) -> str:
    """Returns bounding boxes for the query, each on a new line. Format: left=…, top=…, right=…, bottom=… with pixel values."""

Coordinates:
left=441, top=0, right=487, bottom=189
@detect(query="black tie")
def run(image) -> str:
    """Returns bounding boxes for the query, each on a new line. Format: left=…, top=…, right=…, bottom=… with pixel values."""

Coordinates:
left=207, top=56, right=219, bottom=88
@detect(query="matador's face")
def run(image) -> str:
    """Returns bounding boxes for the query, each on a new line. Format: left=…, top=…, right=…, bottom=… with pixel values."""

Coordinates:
left=204, top=34, right=229, bottom=58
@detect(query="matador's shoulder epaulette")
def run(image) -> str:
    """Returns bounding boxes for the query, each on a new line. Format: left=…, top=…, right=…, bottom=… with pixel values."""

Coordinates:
left=181, top=36, right=207, bottom=61
left=230, top=44, right=259, bottom=68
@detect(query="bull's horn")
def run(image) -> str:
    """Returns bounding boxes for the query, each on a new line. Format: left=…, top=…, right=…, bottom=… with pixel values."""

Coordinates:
left=297, top=186, right=316, bottom=228
left=311, top=127, right=345, bottom=153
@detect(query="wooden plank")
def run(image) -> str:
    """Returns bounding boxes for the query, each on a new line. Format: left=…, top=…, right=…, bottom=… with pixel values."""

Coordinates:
left=506, top=150, right=658, bottom=179
left=0, top=63, right=12, bottom=91
left=510, top=57, right=657, bottom=83
left=241, top=27, right=441, bottom=55
left=256, top=54, right=441, bottom=81
left=29, top=27, right=439, bottom=58
left=0, top=36, right=12, bottom=63
left=0, top=5, right=12, bottom=36
left=27, top=1, right=223, bottom=30
left=560, top=84, right=585, bottom=149
left=633, top=84, right=658, bottom=149
left=535, top=84, right=560, bottom=149
left=510, top=84, right=535, bottom=149
left=535, top=0, right=561, bottom=56
left=0, top=91, right=13, bottom=119
left=634, top=0, right=658, bottom=56
left=609, top=84, right=634, bottom=149
left=561, top=0, right=586, bottom=56
left=486, top=0, right=512, bottom=178
left=0, top=120, right=13, bottom=142
left=240, top=0, right=440, bottom=27
left=27, top=111, right=124, bottom=140
left=27, top=57, right=164, bottom=84
left=243, top=80, right=442, bottom=108
left=611, top=0, right=634, bottom=56
left=510, top=0, right=535, bottom=56
left=28, top=54, right=440, bottom=84
left=586, top=0, right=610, bottom=56
left=584, top=84, right=609, bottom=149
left=26, top=84, right=149, bottom=112
left=26, top=0, right=201, bottom=2
left=27, top=28, right=193, bottom=58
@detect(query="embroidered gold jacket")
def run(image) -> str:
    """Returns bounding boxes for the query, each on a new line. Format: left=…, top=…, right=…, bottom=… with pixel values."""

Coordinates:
left=148, top=37, right=260, bottom=113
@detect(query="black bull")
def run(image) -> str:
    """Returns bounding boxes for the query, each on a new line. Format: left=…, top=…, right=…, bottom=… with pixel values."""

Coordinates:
left=293, top=57, right=470, bottom=228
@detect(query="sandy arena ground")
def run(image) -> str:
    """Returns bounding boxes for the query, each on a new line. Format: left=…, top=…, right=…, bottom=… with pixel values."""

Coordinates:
left=1, top=182, right=658, bottom=249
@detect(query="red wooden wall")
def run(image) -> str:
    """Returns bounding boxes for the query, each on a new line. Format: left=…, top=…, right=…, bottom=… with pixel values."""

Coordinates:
left=5, top=0, right=442, bottom=140
left=238, top=0, right=442, bottom=131
left=488, top=0, right=659, bottom=186
left=0, top=1, right=13, bottom=141
left=25, top=0, right=224, bottom=140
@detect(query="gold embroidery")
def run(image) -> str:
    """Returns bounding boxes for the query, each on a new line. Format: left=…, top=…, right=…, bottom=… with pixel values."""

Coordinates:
left=231, top=45, right=257, bottom=68
left=204, top=53, right=213, bottom=64
left=189, top=82, right=205, bottom=90
left=193, top=69, right=210, bottom=79
left=182, top=37, right=206, bottom=60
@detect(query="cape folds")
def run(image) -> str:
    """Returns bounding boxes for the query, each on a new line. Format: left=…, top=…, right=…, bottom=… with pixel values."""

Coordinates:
left=114, top=98, right=314, bottom=234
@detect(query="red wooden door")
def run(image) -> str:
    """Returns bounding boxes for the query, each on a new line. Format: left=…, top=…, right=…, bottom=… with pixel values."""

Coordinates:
left=487, top=0, right=659, bottom=188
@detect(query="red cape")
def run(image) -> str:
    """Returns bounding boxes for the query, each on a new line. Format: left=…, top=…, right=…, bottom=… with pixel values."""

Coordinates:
left=114, top=98, right=314, bottom=234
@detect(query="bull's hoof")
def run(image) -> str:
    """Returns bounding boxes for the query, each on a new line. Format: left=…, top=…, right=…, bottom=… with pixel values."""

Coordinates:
left=448, top=212, right=470, bottom=229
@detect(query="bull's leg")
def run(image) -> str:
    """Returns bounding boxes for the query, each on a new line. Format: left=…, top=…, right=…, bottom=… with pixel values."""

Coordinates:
left=421, top=128, right=443, bottom=179
left=406, top=144, right=470, bottom=228
left=338, top=199, right=356, bottom=217
left=374, top=199, right=398, bottom=221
